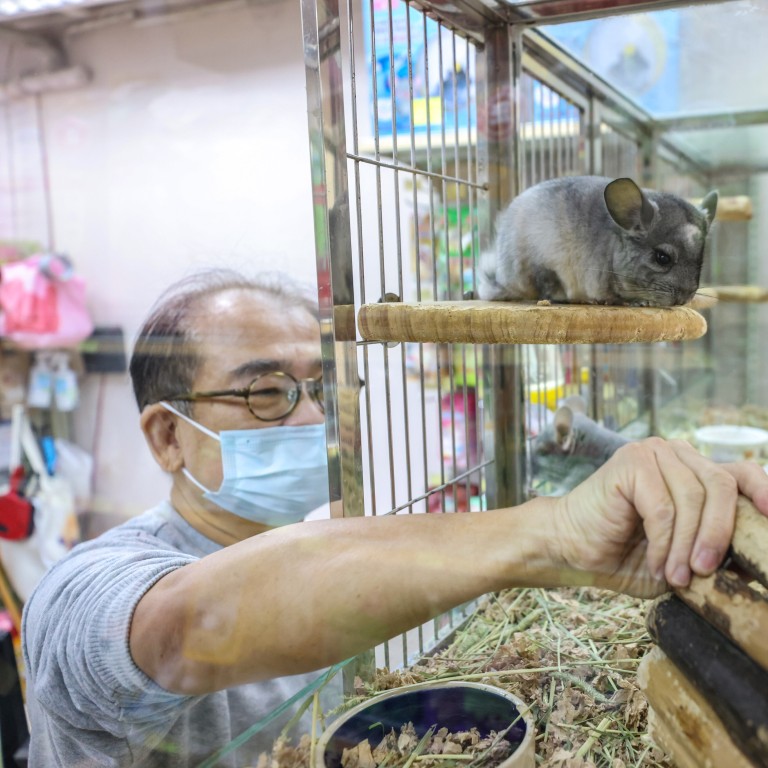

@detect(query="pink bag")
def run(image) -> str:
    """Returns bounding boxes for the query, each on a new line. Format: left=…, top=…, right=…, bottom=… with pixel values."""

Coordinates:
left=0, top=254, right=93, bottom=349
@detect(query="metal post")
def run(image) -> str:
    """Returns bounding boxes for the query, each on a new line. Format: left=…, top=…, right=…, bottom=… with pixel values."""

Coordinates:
left=301, top=0, right=369, bottom=690
left=478, top=24, right=526, bottom=509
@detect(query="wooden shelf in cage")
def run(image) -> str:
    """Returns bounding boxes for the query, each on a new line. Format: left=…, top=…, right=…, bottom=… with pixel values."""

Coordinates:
left=690, top=195, right=753, bottom=222
left=357, top=300, right=707, bottom=345
left=699, top=284, right=768, bottom=302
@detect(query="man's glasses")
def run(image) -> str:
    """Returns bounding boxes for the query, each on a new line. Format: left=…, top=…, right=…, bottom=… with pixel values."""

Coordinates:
left=160, top=371, right=324, bottom=422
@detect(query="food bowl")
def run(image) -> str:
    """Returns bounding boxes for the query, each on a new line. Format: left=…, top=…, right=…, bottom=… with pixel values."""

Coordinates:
left=314, top=681, right=535, bottom=768
left=694, top=424, right=768, bottom=463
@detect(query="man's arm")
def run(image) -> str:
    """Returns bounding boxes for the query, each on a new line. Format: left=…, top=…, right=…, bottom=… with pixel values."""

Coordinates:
left=130, top=494, right=561, bottom=695
left=130, top=438, right=768, bottom=696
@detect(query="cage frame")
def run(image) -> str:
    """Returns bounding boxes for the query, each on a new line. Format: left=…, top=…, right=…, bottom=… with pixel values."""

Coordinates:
left=300, top=0, right=751, bottom=687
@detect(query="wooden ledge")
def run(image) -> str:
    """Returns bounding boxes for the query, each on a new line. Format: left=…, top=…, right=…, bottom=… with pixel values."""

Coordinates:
left=690, top=195, right=753, bottom=221
left=357, top=300, right=707, bottom=345
left=701, top=285, right=768, bottom=303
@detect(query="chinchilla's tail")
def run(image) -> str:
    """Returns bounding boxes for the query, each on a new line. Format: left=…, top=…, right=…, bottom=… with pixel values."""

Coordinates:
left=476, top=250, right=504, bottom=300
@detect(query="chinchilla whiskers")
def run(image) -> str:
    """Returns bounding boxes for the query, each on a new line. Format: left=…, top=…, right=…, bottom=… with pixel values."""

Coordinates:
left=578, top=266, right=676, bottom=298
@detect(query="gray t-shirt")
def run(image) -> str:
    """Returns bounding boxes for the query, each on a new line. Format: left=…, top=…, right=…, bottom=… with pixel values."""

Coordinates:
left=22, top=501, right=343, bottom=767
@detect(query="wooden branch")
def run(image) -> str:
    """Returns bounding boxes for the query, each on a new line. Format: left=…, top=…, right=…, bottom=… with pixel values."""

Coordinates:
left=701, top=285, right=768, bottom=303
left=675, top=568, right=768, bottom=673
left=638, top=646, right=755, bottom=768
left=672, top=495, right=768, bottom=670
left=356, top=301, right=707, bottom=345
left=731, top=496, right=768, bottom=588
left=647, top=594, right=768, bottom=767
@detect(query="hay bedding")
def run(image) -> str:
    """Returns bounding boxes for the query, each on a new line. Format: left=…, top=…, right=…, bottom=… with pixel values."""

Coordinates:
left=256, top=587, right=673, bottom=768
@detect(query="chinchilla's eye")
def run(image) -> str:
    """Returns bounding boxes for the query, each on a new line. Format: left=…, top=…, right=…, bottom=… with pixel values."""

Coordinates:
left=654, top=249, right=672, bottom=266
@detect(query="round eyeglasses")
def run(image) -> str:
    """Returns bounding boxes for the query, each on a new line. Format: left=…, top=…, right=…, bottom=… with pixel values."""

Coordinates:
left=160, top=371, right=324, bottom=422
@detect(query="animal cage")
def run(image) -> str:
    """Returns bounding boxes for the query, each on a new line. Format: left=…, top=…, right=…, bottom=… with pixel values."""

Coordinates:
left=301, top=0, right=768, bottom=690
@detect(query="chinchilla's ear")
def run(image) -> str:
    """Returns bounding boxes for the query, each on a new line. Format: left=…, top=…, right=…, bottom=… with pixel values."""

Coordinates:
left=699, top=190, right=718, bottom=228
left=554, top=405, right=575, bottom=451
left=604, top=177, right=657, bottom=235
left=559, top=394, right=587, bottom=415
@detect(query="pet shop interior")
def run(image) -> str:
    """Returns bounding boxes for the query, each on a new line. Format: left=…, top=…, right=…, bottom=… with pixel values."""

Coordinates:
left=0, top=0, right=767, bottom=765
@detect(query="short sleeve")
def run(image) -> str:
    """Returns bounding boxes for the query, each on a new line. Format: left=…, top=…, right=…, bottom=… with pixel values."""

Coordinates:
left=23, top=532, right=199, bottom=737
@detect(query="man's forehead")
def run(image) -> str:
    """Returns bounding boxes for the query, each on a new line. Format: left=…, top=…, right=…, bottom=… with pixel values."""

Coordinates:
left=190, top=290, right=318, bottom=337
left=213, top=284, right=315, bottom=309
left=188, top=287, right=319, bottom=363
left=193, top=328, right=321, bottom=383
left=196, top=330, right=320, bottom=359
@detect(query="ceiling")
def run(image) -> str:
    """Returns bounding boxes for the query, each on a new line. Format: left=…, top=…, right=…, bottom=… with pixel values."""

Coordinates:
left=1, top=0, right=765, bottom=175
left=0, top=0, right=237, bottom=37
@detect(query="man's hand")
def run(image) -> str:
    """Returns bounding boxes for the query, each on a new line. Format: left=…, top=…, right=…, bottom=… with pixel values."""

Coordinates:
left=551, top=438, right=768, bottom=597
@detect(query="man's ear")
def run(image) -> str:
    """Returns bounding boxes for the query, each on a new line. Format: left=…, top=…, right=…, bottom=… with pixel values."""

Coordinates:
left=140, top=404, right=184, bottom=473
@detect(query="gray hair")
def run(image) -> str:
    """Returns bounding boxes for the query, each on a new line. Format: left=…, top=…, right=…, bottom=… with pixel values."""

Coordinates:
left=129, top=268, right=319, bottom=413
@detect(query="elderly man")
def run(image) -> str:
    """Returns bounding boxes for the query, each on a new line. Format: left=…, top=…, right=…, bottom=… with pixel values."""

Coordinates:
left=22, top=269, right=768, bottom=767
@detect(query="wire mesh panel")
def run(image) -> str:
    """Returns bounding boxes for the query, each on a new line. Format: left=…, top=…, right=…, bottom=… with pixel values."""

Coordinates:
left=520, top=71, right=584, bottom=189
left=303, top=0, right=491, bottom=674
left=354, top=13, right=487, bottom=671
left=600, top=124, right=641, bottom=180
left=302, top=0, right=723, bottom=683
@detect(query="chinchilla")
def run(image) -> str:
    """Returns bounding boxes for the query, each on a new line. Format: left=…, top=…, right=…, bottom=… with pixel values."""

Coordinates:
left=530, top=396, right=630, bottom=496
left=478, top=176, right=718, bottom=307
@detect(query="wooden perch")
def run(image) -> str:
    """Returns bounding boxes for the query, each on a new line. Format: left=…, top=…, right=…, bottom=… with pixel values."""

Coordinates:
left=677, top=496, right=768, bottom=670
left=731, top=496, right=768, bottom=588
left=690, top=195, right=753, bottom=221
left=647, top=594, right=768, bottom=767
left=638, top=646, right=754, bottom=768
left=357, top=301, right=707, bottom=345
left=675, top=568, right=768, bottom=673
left=701, top=285, right=768, bottom=303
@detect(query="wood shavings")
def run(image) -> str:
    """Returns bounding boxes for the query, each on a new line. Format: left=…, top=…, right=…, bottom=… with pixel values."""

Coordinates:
left=340, top=723, right=515, bottom=768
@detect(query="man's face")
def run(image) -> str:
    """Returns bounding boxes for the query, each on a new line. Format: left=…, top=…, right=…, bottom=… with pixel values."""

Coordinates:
left=171, top=287, right=324, bottom=537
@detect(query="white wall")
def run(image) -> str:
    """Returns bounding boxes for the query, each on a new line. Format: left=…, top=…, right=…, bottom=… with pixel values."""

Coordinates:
left=36, top=0, right=318, bottom=519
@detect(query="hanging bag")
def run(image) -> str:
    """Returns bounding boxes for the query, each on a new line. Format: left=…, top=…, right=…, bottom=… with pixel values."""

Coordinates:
left=0, top=467, right=34, bottom=542
left=0, top=253, right=93, bottom=349
left=0, top=406, right=80, bottom=602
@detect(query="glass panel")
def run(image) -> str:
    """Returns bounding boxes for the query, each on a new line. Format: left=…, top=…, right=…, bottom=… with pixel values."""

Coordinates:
left=668, top=124, right=768, bottom=171
left=543, top=0, right=768, bottom=118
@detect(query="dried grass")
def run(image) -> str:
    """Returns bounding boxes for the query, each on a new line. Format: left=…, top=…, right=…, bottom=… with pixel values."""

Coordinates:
left=258, top=587, right=672, bottom=768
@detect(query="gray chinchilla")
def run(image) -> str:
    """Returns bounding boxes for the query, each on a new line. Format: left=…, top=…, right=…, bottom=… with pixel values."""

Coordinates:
left=478, top=176, right=718, bottom=307
left=531, top=396, right=630, bottom=496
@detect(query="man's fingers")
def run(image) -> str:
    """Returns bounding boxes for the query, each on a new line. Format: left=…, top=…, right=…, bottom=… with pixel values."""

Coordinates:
left=615, top=441, right=683, bottom=581
left=657, top=454, right=706, bottom=587
left=666, top=441, right=738, bottom=581
left=720, top=460, right=768, bottom=516
left=616, top=439, right=739, bottom=589
left=644, top=440, right=710, bottom=587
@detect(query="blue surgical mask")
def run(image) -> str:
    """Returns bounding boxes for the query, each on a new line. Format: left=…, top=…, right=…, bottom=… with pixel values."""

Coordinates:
left=162, top=403, right=329, bottom=526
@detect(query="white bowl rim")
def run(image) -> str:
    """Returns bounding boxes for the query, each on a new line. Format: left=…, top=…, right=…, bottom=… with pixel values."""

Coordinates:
left=694, top=424, right=768, bottom=447
left=314, top=680, right=535, bottom=768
